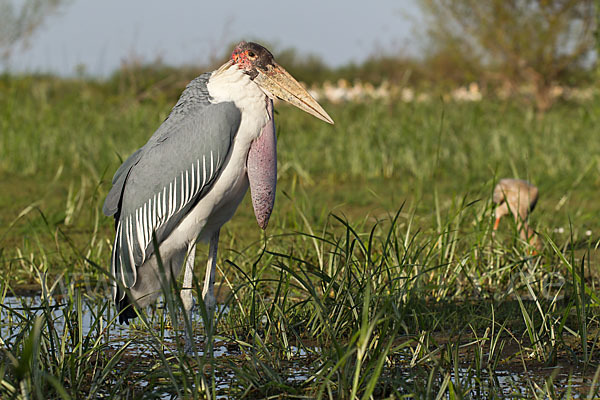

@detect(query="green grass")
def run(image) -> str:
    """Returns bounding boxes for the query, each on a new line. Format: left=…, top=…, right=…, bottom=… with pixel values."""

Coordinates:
left=0, top=73, right=599, bottom=398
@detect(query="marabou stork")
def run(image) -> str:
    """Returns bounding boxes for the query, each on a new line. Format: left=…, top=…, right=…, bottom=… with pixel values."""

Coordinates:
left=103, top=42, right=334, bottom=340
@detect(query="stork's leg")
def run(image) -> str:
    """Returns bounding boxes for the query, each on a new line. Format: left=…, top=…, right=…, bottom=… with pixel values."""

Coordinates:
left=181, top=243, right=196, bottom=353
left=181, top=243, right=196, bottom=318
left=202, top=230, right=220, bottom=324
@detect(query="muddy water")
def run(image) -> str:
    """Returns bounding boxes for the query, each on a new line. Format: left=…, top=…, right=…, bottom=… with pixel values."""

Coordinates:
left=1, top=293, right=239, bottom=397
left=1, top=294, right=597, bottom=398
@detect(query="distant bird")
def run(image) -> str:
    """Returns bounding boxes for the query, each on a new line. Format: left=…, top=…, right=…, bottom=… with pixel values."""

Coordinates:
left=103, top=42, right=334, bottom=345
left=492, top=178, right=539, bottom=248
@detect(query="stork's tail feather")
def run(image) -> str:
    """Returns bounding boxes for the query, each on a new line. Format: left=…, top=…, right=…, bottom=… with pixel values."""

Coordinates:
left=111, top=220, right=139, bottom=325
left=116, top=294, right=137, bottom=324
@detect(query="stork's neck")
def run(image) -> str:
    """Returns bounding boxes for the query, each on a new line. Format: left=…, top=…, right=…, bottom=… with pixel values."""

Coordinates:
left=207, top=65, right=267, bottom=111
left=207, top=64, right=270, bottom=150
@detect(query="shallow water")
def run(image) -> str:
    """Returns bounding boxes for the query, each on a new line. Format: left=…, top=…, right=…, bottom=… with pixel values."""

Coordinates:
left=1, top=294, right=597, bottom=398
left=0, top=293, right=230, bottom=354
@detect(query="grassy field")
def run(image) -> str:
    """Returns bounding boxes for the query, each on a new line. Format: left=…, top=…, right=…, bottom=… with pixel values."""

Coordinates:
left=0, top=73, right=599, bottom=398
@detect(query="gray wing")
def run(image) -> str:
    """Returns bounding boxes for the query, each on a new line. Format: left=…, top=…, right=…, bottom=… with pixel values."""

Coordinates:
left=103, top=147, right=144, bottom=223
left=103, top=74, right=242, bottom=296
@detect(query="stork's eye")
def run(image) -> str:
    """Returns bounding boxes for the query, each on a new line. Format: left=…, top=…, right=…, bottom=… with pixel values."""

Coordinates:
left=247, top=51, right=257, bottom=60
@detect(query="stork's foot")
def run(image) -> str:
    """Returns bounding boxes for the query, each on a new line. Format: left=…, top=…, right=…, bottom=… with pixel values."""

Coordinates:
left=184, top=335, right=196, bottom=355
left=183, top=308, right=197, bottom=355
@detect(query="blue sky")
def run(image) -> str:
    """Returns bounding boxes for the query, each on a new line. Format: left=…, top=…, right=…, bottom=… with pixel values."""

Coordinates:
left=3, top=0, right=424, bottom=77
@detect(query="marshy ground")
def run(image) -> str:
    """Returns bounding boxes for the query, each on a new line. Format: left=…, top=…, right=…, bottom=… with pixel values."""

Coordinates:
left=1, top=74, right=599, bottom=398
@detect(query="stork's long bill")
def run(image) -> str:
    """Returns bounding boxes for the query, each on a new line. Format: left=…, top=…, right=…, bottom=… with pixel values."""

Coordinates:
left=253, top=63, right=334, bottom=124
left=219, top=42, right=334, bottom=125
